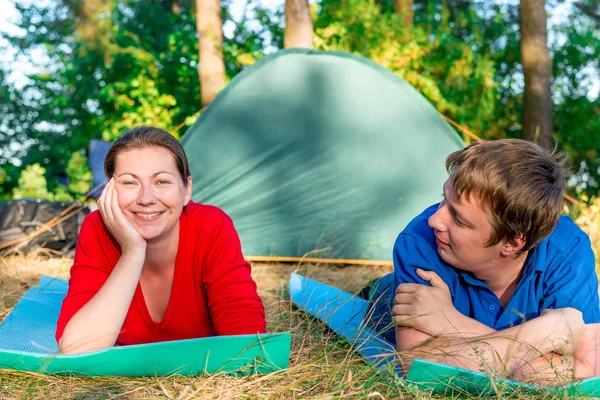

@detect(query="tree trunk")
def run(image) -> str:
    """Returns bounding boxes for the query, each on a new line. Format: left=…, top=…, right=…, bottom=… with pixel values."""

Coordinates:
left=394, top=0, right=414, bottom=27
left=284, top=0, right=313, bottom=49
left=74, top=0, right=113, bottom=65
left=197, top=0, right=226, bottom=106
left=162, top=0, right=181, bottom=14
left=75, top=0, right=112, bottom=44
left=520, top=0, right=553, bottom=147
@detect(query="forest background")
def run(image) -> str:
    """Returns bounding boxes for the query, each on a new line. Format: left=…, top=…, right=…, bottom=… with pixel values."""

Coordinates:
left=0, top=0, right=598, bottom=208
left=0, top=2, right=599, bottom=397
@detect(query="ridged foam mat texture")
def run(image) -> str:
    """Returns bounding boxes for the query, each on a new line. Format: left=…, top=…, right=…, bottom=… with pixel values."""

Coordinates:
left=288, top=273, right=600, bottom=397
left=0, top=276, right=290, bottom=376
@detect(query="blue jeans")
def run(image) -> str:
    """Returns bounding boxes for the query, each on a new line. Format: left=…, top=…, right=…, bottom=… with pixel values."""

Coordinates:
left=364, top=272, right=396, bottom=345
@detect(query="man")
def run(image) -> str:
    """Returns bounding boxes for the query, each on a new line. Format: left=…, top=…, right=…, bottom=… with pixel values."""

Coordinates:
left=370, top=139, right=600, bottom=384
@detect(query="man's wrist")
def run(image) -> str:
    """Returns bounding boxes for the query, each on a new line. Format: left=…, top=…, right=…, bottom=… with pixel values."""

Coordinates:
left=526, top=312, right=572, bottom=355
left=443, top=310, right=497, bottom=337
left=441, top=308, right=463, bottom=334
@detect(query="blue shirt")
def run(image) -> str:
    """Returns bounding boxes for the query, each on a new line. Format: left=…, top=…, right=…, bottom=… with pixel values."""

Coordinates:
left=393, top=204, right=600, bottom=329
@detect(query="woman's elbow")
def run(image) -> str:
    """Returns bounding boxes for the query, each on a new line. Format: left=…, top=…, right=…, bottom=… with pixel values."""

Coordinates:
left=57, top=333, right=113, bottom=354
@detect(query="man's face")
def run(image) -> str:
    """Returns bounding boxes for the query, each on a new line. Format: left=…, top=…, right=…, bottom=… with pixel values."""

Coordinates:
left=427, top=179, right=506, bottom=274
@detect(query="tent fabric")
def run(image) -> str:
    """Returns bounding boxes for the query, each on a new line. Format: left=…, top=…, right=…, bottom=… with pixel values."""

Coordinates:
left=182, top=49, right=464, bottom=261
left=0, top=275, right=290, bottom=376
left=288, top=273, right=600, bottom=396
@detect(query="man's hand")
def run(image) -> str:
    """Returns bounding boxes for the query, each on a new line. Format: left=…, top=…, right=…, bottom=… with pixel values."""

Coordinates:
left=538, top=307, right=587, bottom=356
left=510, top=313, right=594, bottom=383
left=575, top=323, right=600, bottom=379
left=392, top=269, right=459, bottom=336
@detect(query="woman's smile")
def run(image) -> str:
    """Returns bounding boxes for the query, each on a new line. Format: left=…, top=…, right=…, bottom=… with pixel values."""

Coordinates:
left=113, top=146, right=192, bottom=242
left=132, top=211, right=166, bottom=221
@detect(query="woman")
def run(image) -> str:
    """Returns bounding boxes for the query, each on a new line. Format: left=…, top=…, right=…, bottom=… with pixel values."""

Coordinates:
left=56, top=126, right=266, bottom=354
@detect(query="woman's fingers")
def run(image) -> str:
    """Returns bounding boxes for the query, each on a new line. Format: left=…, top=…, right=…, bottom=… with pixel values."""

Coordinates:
left=95, top=178, right=146, bottom=252
left=104, top=179, right=115, bottom=224
left=110, top=182, right=127, bottom=225
left=97, top=179, right=109, bottom=220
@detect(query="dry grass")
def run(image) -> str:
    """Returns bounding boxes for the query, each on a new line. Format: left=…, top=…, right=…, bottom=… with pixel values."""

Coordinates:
left=0, top=254, right=596, bottom=399
left=0, top=255, right=415, bottom=399
left=572, top=197, right=600, bottom=271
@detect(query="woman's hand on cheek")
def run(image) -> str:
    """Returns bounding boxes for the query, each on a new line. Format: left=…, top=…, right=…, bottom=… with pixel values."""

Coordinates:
left=97, top=178, right=147, bottom=254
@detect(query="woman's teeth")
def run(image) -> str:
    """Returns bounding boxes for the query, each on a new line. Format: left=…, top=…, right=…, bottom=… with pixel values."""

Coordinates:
left=135, top=212, right=162, bottom=219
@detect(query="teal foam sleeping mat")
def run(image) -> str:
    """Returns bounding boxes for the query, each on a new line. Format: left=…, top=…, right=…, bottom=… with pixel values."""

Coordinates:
left=288, top=273, right=600, bottom=397
left=0, top=276, right=290, bottom=376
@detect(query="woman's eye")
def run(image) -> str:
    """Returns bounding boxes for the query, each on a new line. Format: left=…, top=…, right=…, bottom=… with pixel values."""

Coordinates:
left=122, top=181, right=136, bottom=186
left=156, top=180, right=170, bottom=185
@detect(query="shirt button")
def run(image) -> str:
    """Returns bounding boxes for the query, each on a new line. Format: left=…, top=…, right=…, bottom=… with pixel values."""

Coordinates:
left=488, top=305, right=496, bottom=311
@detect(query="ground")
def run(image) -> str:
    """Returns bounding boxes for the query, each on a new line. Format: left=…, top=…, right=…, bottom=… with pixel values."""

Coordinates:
left=0, top=255, right=585, bottom=399
left=0, top=255, right=413, bottom=399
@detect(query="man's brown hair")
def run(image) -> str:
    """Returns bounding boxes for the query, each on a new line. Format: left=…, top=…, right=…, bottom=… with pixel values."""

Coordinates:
left=104, top=126, right=190, bottom=186
left=446, top=139, right=568, bottom=253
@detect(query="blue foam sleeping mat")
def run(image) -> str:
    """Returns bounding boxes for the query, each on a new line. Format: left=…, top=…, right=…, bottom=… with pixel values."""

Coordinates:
left=0, top=276, right=290, bottom=376
left=288, top=273, right=600, bottom=397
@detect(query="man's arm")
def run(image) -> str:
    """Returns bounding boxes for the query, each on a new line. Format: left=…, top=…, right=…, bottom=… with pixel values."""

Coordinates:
left=393, top=268, right=496, bottom=338
left=396, top=308, right=593, bottom=384
left=393, top=270, right=593, bottom=382
left=509, top=351, right=591, bottom=386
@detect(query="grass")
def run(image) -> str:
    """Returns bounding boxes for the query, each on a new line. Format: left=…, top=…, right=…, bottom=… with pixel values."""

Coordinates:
left=0, top=255, right=413, bottom=399
left=0, top=254, right=597, bottom=399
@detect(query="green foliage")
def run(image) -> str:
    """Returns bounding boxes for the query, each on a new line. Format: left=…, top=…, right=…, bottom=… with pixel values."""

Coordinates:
left=100, top=70, right=179, bottom=141
left=551, top=18, right=600, bottom=192
left=12, top=162, right=79, bottom=201
left=0, top=0, right=599, bottom=199
left=12, top=164, right=54, bottom=200
left=0, top=0, right=198, bottom=192
left=53, top=185, right=75, bottom=202
left=0, top=167, right=8, bottom=201
left=66, top=151, right=93, bottom=198
left=222, top=0, right=284, bottom=77
left=566, top=194, right=600, bottom=270
left=314, top=0, right=498, bottom=139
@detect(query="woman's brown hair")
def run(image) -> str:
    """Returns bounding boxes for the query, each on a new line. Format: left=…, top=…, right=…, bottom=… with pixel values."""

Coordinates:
left=104, top=126, right=190, bottom=186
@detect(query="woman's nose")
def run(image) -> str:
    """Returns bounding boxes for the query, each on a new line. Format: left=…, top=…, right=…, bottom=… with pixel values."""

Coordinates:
left=137, top=185, right=156, bottom=205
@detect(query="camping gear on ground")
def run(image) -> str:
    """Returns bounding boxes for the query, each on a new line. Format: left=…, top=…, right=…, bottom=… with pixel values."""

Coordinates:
left=288, top=273, right=600, bottom=397
left=0, top=200, right=90, bottom=255
left=0, top=276, right=290, bottom=376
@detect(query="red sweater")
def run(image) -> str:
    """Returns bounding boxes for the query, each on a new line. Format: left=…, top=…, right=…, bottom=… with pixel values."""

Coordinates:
left=56, top=201, right=266, bottom=345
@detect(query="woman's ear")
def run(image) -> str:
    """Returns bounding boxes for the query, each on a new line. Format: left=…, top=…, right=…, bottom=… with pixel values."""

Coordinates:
left=184, top=176, right=192, bottom=206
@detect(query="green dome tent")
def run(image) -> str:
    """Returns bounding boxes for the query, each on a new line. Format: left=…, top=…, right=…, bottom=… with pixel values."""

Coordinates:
left=181, top=49, right=464, bottom=263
